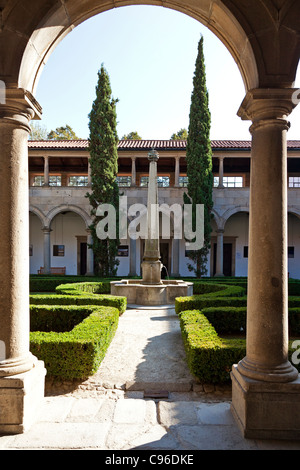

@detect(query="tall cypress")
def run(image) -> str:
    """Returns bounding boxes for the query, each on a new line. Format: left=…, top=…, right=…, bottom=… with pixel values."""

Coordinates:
left=86, top=64, right=120, bottom=277
left=184, top=36, right=214, bottom=277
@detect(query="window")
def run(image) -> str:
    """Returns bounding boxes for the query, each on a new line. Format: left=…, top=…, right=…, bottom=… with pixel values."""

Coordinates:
left=49, top=176, right=61, bottom=186
left=117, top=245, right=128, bottom=257
left=29, top=245, right=33, bottom=256
left=288, top=246, right=295, bottom=258
left=140, top=176, right=170, bottom=187
left=179, top=176, right=188, bottom=187
left=53, top=245, right=65, bottom=256
left=68, top=176, right=88, bottom=187
left=116, top=176, right=131, bottom=187
left=157, top=176, right=169, bottom=187
left=33, top=176, right=44, bottom=186
left=243, top=246, right=248, bottom=258
left=33, top=176, right=61, bottom=186
left=214, top=176, right=243, bottom=188
left=289, top=177, right=300, bottom=188
left=140, top=176, right=149, bottom=187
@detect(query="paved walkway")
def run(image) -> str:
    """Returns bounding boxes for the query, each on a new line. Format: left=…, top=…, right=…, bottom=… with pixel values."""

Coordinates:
left=1, top=306, right=300, bottom=451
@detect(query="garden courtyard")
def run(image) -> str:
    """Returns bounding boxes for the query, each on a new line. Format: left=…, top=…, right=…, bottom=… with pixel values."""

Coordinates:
left=1, top=275, right=299, bottom=450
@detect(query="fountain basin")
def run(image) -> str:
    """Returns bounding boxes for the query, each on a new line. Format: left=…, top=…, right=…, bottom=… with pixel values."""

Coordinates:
left=110, top=279, right=193, bottom=306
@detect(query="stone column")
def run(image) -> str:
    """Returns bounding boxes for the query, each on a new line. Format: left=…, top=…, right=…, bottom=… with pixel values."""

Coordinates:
left=42, top=227, right=52, bottom=274
left=129, top=237, right=137, bottom=277
left=215, top=229, right=224, bottom=276
left=87, top=157, right=92, bottom=186
left=174, top=156, right=180, bottom=187
left=86, top=229, right=94, bottom=276
left=0, top=88, right=46, bottom=433
left=218, top=157, right=224, bottom=188
left=141, top=149, right=162, bottom=284
left=231, top=88, right=300, bottom=440
left=43, top=156, right=49, bottom=186
left=131, top=156, right=136, bottom=187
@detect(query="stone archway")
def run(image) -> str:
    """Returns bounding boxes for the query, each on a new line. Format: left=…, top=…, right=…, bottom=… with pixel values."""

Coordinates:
left=0, top=0, right=300, bottom=438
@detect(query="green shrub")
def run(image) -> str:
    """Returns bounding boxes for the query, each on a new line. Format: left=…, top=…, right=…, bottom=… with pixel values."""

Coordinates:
left=178, top=310, right=246, bottom=384
left=30, top=293, right=127, bottom=315
left=30, top=305, right=119, bottom=379
left=30, top=304, right=92, bottom=332
left=178, top=309, right=300, bottom=384
left=55, top=281, right=111, bottom=295
left=201, top=306, right=247, bottom=334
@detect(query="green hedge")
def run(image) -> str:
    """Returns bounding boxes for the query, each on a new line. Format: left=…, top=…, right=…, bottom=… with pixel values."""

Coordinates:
left=55, top=281, right=111, bottom=296
left=30, top=305, right=119, bottom=379
left=30, top=292, right=127, bottom=315
left=178, top=309, right=300, bottom=384
left=30, top=276, right=113, bottom=293
left=178, top=310, right=246, bottom=384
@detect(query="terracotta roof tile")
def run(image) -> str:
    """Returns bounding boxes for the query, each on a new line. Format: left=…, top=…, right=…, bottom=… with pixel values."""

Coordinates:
left=27, top=139, right=300, bottom=151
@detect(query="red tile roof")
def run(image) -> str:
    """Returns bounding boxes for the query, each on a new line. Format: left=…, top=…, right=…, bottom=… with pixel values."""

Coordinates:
left=27, top=139, right=300, bottom=151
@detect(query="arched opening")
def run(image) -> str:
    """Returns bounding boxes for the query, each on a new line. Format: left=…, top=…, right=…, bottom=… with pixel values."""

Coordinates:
left=47, top=210, right=89, bottom=275
left=29, top=211, right=44, bottom=274
left=1, top=0, right=300, bottom=439
left=30, top=5, right=250, bottom=142
left=19, top=3, right=258, bottom=97
left=288, top=212, right=300, bottom=279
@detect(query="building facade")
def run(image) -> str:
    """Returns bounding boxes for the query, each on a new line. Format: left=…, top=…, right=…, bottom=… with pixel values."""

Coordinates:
left=28, top=139, right=300, bottom=279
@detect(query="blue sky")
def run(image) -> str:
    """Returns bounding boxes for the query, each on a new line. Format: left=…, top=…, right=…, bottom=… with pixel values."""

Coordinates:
left=35, top=5, right=300, bottom=141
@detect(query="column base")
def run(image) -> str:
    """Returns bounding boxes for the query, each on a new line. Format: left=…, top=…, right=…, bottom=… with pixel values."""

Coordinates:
left=0, top=360, right=46, bottom=434
left=231, top=364, right=300, bottom=440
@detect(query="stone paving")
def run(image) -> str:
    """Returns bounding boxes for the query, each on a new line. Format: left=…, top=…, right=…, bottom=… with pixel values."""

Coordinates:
left=1, top=306, right=300, bottom=451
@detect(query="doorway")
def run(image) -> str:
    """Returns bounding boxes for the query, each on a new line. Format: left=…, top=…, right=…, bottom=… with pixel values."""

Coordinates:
left=213, top=242, right=233, bottom=276
left=160, top=242, right=169, bottom=278
left=77, top=236, right=87, bottom=275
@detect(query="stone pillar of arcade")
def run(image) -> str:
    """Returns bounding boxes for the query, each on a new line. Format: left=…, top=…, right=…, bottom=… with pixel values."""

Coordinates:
left=0, top=89, right=46, bottom=434
left=231, top=88, right=300, bottom=440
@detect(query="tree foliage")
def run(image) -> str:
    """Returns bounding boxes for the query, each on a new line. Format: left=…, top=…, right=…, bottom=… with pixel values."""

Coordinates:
left=170, top=128, right=188, bottom=140
left=184, top=36, right=214, bottom=277
left=121, top=131, right=142, bottom=140
left=48, top=125, right=79, bottom=140
left=29, top=122, right=48, bottom=140
left=86, top=64, right=120, bottom=277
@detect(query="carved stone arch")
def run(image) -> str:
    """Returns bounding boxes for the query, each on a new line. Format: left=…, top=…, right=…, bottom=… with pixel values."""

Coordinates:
left=221, top=205, right=250, bottom=230
left=29, top=205, right=47, bottom=227
left=45, top=204, right=92, bottom=230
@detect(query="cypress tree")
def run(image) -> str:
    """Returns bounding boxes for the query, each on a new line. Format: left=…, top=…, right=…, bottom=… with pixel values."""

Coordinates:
left=86, top=64, right=120, bottom=277
left=184, top=36, right=214, bottom=277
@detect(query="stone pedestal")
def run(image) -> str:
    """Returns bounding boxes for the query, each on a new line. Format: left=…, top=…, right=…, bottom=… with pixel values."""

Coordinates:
left=0, top=361, right=46, bottom=434
left=141, top=259, right=162, bottom=285
left=231, top=365, right=300, bottom=440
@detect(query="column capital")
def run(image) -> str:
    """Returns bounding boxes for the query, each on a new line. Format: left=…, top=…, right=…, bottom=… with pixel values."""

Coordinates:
left=0, top=88, right=42, bottom=129
left=238, top=88, right=298, bottom=124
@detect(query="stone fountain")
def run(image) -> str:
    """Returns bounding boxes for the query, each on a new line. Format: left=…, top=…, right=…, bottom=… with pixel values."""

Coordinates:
left=110, top=149, right=193, bottom=306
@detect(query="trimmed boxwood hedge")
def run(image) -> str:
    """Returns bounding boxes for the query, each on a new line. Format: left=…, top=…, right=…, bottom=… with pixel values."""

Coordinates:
left=55, top=281, right=111, bottom=296
left=30, top=292, right=127, bottom=315
left=175, top=283, right=246, bottom=315
left=178, top=308, right=300, bottom=384
left=29, top=282, right=127, bottom=379
left=176, top=279, right=300, bottom=384
left=30, top=276, right=113, bottom=293
left=178, top=310, right=246, bottom=384
left=30, top=305, right=119, bottom=379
